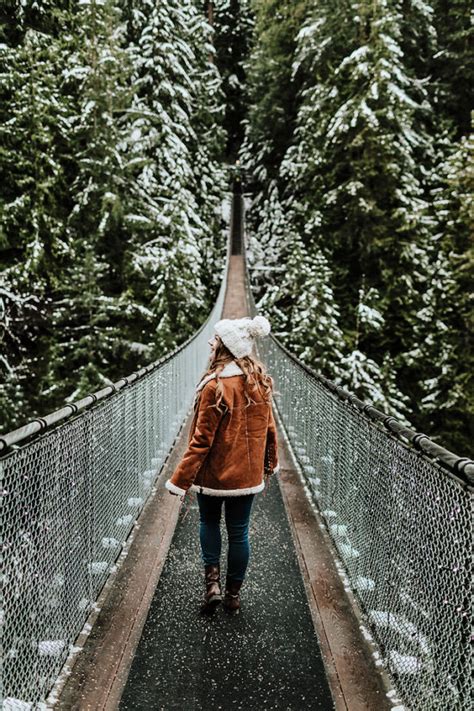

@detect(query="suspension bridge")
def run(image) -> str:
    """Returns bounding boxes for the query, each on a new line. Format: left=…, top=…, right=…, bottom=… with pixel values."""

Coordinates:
left=1, top=186, right=472, bottom=711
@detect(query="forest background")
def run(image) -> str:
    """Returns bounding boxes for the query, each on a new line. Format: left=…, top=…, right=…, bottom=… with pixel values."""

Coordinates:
left=0, top=0, right=472, bottom=456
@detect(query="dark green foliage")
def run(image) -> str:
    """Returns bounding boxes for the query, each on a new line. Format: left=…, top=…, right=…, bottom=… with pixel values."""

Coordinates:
left=0, top=21, right=74, bottom=421
left=431, top=0, right=474, bottom=137
left=413, top=132, right=474, bottom=453
left=242, top=0, right=309, bottom=188
left=0, top=0, right=228, bottom=431
left=213, top=0, right=254, bottom=159
left=243, top=0, right=473, bottom=454
left=1, top=0, right=471, bottom=456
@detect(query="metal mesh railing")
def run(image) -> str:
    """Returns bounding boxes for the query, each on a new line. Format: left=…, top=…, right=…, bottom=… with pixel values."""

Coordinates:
left=243, top=222, right=473, bottom=708
left=261, top=341, right=472, bottom=710
left=0, top=229, right=230, bottom=706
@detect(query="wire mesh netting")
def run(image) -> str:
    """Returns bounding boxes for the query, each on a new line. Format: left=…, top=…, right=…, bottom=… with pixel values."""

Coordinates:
left=256, top=317, right=472, bottom=711
left=0, top=251, right=229, bottom=706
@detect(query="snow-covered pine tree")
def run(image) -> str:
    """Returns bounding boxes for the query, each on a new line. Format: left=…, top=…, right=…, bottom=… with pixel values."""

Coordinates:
left=414, top=130, right=474, bottom=452
left=0, top=18, right=73, bottom=425
left=122, top=0, right=227, bottom=358
left=279, top=0, right=436, bottom=417
left=213, top=0, right=254, bottom=159
left=226, top=0, right=472, bottom=447
left=282, top=237, right=346, bottom=382
left=45, top=0, right=135, bottom=400
left=244, top=180, right=290, bottom=301
left=1, top=1, right=230, bottom=432
left=185, top=0, right=229, bottom=294
left=242, top=180, right=347, bottom=383
left=339, top=276, right=412, bottom=421
left=431, top=0, right=474, bottom=137
left=240, top=0, right=311, bottom=313
left=9, top=0, right=72, bottom=36
left=399, top=0, right=473, bottom=452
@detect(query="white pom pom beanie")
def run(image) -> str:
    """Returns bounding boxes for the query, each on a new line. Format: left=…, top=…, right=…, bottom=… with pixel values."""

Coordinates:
left=213, top=315, right=271, bottom=359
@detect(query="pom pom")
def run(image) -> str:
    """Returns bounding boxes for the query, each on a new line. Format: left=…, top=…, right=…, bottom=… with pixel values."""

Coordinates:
left=248, top=315, right=271, bottom=338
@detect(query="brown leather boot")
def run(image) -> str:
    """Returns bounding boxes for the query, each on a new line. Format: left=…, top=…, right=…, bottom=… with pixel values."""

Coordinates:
left=222, top=576, right=243, bottom=615
left=199, top=564, right=222, bottom=615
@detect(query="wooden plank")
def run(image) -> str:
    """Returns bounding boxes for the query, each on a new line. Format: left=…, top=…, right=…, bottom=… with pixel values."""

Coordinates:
left=276, top=421, right=394, bottom=711
left=53, top=246, right=248, bottom=709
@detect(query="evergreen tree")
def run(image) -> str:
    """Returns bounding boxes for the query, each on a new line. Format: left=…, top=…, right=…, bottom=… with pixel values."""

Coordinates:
left=414, top=130, right=474, bottom=451
left=0, top=21, right=73, bottom=424
left=213, top=0, right=254, bottom=159
left=46, top=0, right=135, bottom=399
left=123, top=0, right=227, bottom=357
left=241, top=0, right=312, bottom=340
left=186, top=0, right=229, bottom=292
left=0, top=0, right=229, bottom=432
left=431, top=0, right=474, bottom=137
left=245, top=0, right=437, bottom=419
left=241, top=0, right=309, bottom=188
left=242, top=0, right=472, bottom=450
left=245, top=180, right=289, bottom=297
left=282, top=238, right=346, bottom=382
left=340, top=276, right=412, bottom=421
left=1, top=0, right=471, bottom=454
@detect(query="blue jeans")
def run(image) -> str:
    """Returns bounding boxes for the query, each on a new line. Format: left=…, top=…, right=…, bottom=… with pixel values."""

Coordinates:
left=196, top=493, right=255, bottom=582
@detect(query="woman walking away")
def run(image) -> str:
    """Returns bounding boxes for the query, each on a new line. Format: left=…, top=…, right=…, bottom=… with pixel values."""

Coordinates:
left=165, top=315, right=279, bottom=616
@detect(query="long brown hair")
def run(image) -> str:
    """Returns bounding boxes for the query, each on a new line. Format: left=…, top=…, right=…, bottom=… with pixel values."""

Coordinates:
left=200, top=336, right=274, bottom=411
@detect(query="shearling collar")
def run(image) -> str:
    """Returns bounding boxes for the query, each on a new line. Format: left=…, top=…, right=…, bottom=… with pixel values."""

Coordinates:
left=196, top=361, right=244, bottom=392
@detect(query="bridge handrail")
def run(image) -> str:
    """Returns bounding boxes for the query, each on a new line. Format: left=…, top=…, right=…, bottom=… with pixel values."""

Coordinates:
left=266, top=334, right=474, bottom=486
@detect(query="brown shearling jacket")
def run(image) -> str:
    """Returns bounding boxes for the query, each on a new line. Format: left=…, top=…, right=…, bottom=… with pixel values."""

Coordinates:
left=165, top=361, right=279, bottom=497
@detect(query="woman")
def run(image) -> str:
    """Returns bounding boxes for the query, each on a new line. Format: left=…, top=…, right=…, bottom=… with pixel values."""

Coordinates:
left=165, top=315, right=279, bottom=616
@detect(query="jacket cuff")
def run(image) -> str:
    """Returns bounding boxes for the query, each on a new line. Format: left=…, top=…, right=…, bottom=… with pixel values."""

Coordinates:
left=265, top=463, right=280, bottom=476
left=165, top=479, right=187, bottom=496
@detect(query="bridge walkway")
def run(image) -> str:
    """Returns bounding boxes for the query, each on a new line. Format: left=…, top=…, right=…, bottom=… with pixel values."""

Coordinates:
left=55, top=251, right=390, bottom=710
left=118, top=253, right=336, bottom=710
